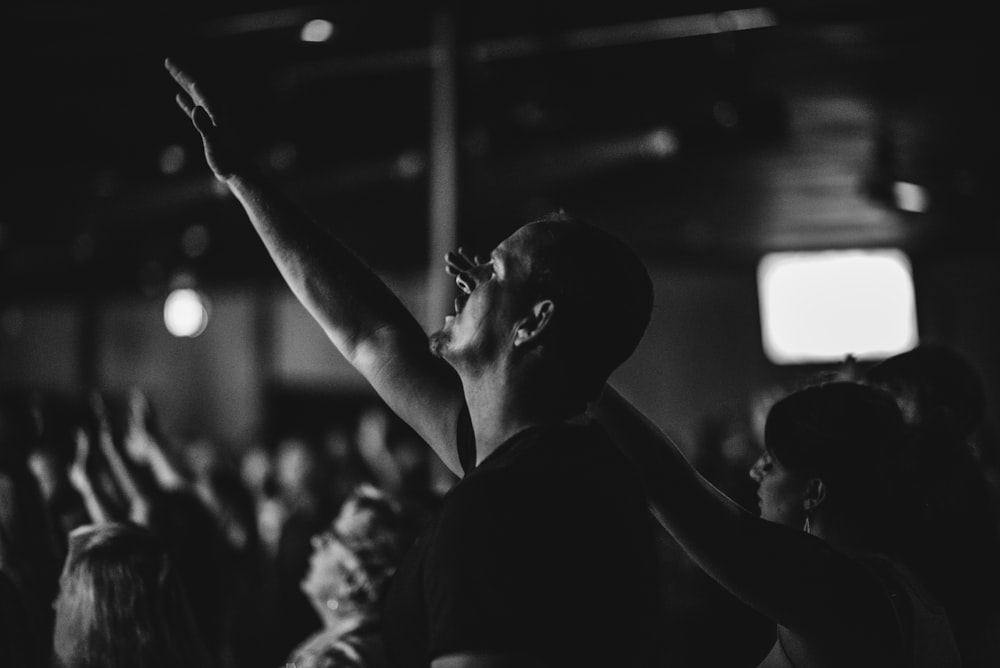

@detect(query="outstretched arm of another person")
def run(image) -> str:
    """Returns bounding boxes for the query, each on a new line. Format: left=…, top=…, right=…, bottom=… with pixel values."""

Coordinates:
left=124, top=389, right=187, bottom=493
left=91, top=393, right=151, bottom=526
left=591, top=385, right=898, bottom=648
left=68, top=429, right=111, bottom=525
left=165, top=59, right=466, bottom=475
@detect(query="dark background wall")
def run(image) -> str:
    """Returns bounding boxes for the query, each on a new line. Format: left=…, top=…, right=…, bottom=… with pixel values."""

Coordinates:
left=2, top=0, right=997, bottom=457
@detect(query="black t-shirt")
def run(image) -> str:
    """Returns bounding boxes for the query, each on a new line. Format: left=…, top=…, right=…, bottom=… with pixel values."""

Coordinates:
left=382, top=415, right=660, bottom=668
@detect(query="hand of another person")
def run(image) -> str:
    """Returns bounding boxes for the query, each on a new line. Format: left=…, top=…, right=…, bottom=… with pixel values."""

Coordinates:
left=90, top=392, right=117, bottom=459
left=124, top=388, right=159, bottom=464
left=68, top=428, right=92, bottom=495
left=164, top=58, right=249, bottom=181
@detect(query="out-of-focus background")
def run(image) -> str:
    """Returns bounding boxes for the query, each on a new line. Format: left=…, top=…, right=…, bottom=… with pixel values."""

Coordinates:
left=3, top=0, right=997, bottom=461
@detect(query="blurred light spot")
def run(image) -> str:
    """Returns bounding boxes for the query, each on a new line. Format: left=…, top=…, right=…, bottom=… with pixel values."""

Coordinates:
left=643, top=128, right=679, bottom=158
left=181, top=224, right=211, bottom=258
left=713, top=100, right=739, bottom=129
left=269, top=142, right=298, bottom=172
left=757, top=249, right=918, bottom=364
left=164, top=288, right=209, bottom=338
left=394, top=151, right=427, bottom=180
left=159, top=144, right=187, bottom=175
left=300, top=19, right=335, bottom=42
left=892, top=181, right=929, bottom=213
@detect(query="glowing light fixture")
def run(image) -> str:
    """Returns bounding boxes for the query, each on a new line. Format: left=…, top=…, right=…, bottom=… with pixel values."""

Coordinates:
left=164, top=288, right=209, bottom=338
left=300, top=19, right=335, bottom=43
left=757, top=249, right=918, bottom=364
left=643, top=128, right=679, bottom=158
left=892, top=181, right=929, bottom=213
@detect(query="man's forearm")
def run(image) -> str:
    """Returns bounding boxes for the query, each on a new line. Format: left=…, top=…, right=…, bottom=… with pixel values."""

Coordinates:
left=222, top=168, right=468, bottom=476
left=226, top=170, right=427, bottom=363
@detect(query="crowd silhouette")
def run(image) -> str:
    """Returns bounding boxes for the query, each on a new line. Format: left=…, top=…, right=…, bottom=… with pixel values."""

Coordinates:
left=2, top=342, right=998, bottom=666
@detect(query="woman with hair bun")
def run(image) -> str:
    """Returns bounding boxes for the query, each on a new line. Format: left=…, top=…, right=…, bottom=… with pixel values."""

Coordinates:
left=596, top=380, right=962, bottom=668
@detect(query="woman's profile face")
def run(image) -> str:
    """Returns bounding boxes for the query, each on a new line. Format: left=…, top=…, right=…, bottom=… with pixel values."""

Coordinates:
left=749, top=450, right=810, bottom=528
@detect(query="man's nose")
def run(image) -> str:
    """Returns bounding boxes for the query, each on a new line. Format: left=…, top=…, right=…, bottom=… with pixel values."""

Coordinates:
left=749, top=456, right=765, bottom=482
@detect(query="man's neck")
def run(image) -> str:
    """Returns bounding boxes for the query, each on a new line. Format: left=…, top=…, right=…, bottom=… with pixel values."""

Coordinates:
left=462, top=366, right=575, bottom=466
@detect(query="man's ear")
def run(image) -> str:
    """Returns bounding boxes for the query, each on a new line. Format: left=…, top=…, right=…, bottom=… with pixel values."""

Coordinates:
left=513, top=300, right=555, bottom=348
left=802, top=478, right=827, bottom=513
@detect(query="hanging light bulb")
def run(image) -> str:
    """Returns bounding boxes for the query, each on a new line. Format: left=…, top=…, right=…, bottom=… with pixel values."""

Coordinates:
left=163, top=287, right=209, bottom=338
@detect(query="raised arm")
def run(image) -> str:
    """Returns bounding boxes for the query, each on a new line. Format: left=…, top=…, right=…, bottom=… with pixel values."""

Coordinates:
left=123, top=389, right=187, bottom=493
left=92, top=393, right=151, bottom=526
left=68, top=428, right=112, bottom=525
left=165, top=59, right=466, bottom=475
left=591, top=385, right=896, bottom=643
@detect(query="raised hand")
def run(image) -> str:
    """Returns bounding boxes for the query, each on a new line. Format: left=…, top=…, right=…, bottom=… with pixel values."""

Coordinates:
left=90, top=392, right=116, bottom=458
left=69, top=427, right=111, bottom=524
left=444, top=247, right=485, bottom=294
left=68, top=428, right=92, bottom=495
left=164, top=58, right=247, bottom=180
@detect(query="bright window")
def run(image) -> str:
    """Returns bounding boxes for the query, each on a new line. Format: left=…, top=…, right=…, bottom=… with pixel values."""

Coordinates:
left=757, top=249, right=918, bottom=364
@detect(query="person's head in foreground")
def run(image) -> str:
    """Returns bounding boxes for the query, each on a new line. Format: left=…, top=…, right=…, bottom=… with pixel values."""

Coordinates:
left=751, top=381, right=907, bottom=551
left=432, top=211, right=653, bottom=414
left=52, top=522, right=211, bottom=668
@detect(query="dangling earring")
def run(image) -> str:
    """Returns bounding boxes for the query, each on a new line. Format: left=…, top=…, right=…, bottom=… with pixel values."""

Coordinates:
left=803, top=509, right=814, bottom=534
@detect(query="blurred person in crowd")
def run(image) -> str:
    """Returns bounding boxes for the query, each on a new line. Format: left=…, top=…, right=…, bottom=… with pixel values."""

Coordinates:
left=167, top=58, right=660, bottom=668
left=0, top=393, right=60, bottom=668
left=321, top=425, right=376, bottom=517
left=51, top=521, right=213, bottom=668
left=354, top=407, right=402, bottom=496
left=240, top=441, right=286, bottom=557
left=353, top=406, right=439, bottom=525
left=67, top=390, right=230, bottom=665
left=865, top=343, right=1000, bottom=668
left=595, top=381, right=963, bottom=667
left=25, top=394, right=90, bottom=556
left=271, top=435, right=334, bottom=664
left=286, top=484, right=412, bottom=668
left=184, top=436, right=271, bottom=668
left=27, top=444, right=89, bottom=551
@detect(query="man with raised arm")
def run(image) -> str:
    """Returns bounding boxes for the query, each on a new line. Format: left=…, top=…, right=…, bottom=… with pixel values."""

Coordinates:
left=166, top=58, right=660, bottom=668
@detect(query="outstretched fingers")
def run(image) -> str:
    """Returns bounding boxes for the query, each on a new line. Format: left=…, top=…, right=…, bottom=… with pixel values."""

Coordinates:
left=444, top=247, right=478, bottom=275
left=175, top=92, right=196, bottom=118
left=165, top=58, right=217, bottom=124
